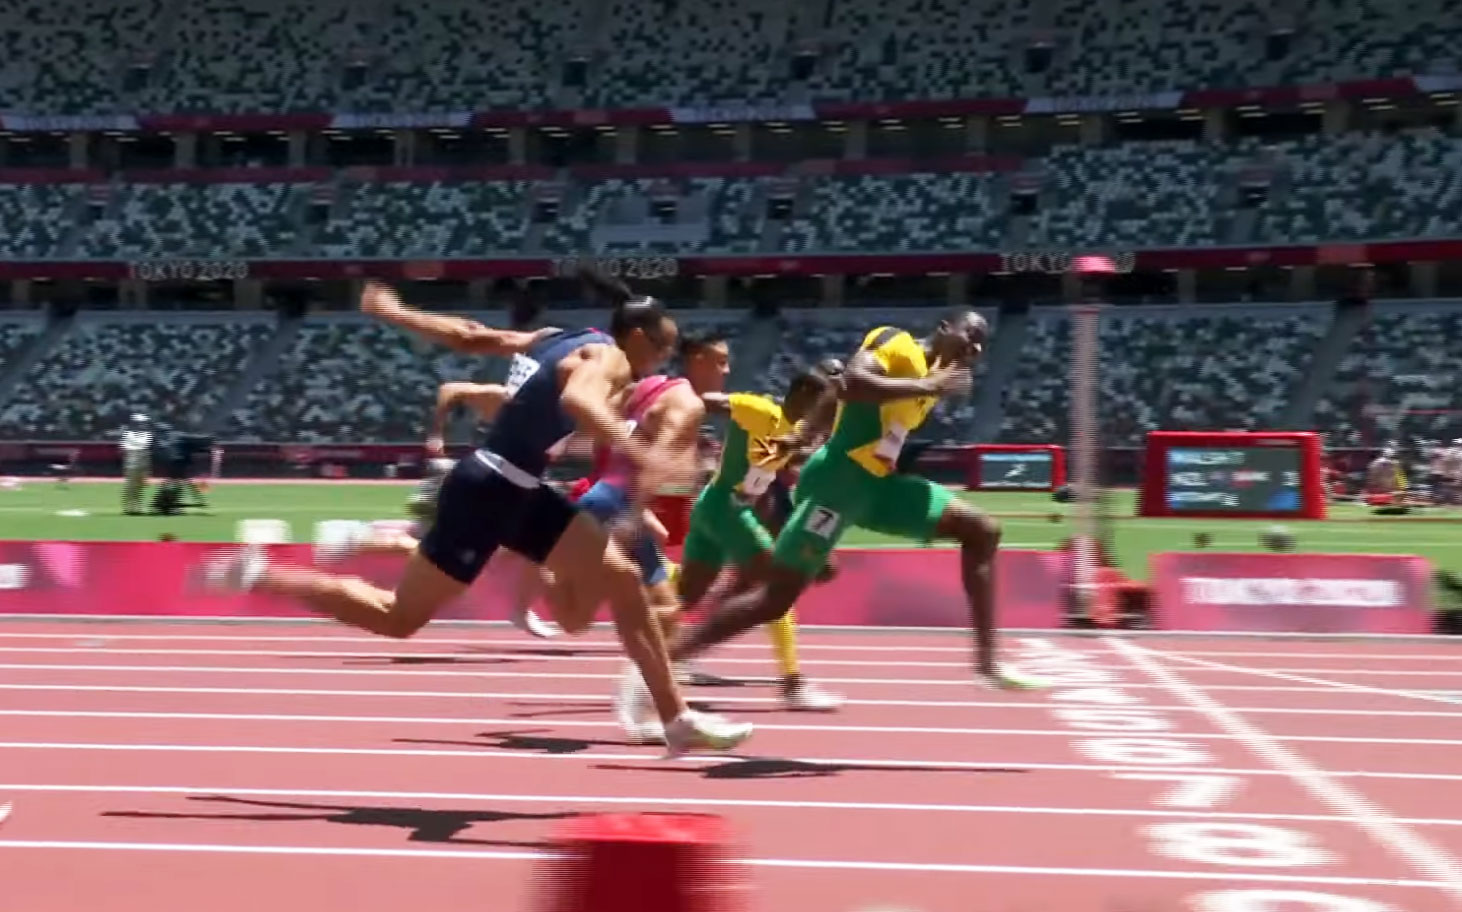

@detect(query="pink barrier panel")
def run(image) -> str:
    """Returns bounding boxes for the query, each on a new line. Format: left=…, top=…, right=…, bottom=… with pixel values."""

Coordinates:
left=0, top=542, right=1068, bottom=629
left=1149, top=551, right=1435, bottom=634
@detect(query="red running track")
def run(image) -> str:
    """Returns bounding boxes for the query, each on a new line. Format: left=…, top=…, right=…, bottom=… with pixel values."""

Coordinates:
left=2, top=620, right=1462, bottom=912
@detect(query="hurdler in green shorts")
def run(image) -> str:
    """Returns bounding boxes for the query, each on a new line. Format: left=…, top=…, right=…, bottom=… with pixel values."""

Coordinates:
left=668, top=313, right=1047, bottom=692
left=673, top=369, right=842, bottom=710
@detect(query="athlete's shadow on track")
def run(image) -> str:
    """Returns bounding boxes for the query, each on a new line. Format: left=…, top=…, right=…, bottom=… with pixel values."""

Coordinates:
left=272, top=652, right=525, bottom=667
left=596, top=759, right=1028, bottom=780
left=396, top=728, right=645, bottom=754
left=502, top=697, right=748, bottom=721
left=103, top=795, right=578, bottom=847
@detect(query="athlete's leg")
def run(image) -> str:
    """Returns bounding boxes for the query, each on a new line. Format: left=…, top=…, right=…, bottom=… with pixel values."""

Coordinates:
left=202, top=459, right=506, bottom=638
left=861, top=475, right=1040, bottom=689
left=234, top=546, right=467, bottom=639
left=531, top=504, right=751, bottom=753
left=670, top=491, right=848, bottom=662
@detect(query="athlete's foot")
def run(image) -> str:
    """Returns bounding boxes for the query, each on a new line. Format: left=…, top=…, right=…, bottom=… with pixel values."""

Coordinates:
left=510, top=605, right=560, bottom=639
left=192, top=546, right=269, bottom=594
left=664, top=710, right=754, bottom=758
left=780, top=675, right=843, bottom=712
left=978, top=663, right=1049, bottom=691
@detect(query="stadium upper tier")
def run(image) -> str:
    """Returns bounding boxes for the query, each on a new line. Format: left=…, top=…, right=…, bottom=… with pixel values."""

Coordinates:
left=4, top=128, right=1462, bottom=259
left=0, top=0, right=1458, bottom=113
left=1, top=302, right=1456, bottom=448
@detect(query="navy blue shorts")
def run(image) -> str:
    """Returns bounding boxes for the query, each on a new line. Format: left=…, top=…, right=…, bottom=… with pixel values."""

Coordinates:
left=417, top=452, right=578, bottom=585
left=576, top=479, right=668, bottom=586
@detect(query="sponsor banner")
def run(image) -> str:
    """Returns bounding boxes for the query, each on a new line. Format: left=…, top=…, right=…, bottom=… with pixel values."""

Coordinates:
left=668, top=103, right=815, bottom=124
left=329, top=111, right=473, bottom=130
left=0, top=542, right=1067, bottom=629
left=1023, top=92, right=1182, bottom=115
left=1149, top=551, right=1434, bottom=634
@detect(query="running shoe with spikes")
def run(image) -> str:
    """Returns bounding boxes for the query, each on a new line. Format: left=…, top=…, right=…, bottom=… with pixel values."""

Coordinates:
left=664, top=710, right=753, bottom=758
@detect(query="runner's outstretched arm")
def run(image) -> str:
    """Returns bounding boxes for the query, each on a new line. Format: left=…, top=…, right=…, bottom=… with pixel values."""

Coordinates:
left=360, top=282, right=552, bottom=356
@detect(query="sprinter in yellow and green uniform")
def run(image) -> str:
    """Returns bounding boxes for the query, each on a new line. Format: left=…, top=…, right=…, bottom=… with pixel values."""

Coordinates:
left=673, top=368, right=843, bottom=710
left=656, top=312, right=1048, bottom=696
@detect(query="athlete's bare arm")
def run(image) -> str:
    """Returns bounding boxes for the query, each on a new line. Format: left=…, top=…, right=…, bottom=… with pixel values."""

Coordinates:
left=426, top=382, right=509, bottom=454
left=700, top=391, right=732, bottom=413
left=558, top=344, right=639, bottom=458
left=841, top=350, right=970, bottom=404
left=638, top=383, right=706, bottom=507
left=361, top=282, right=554, bottom=356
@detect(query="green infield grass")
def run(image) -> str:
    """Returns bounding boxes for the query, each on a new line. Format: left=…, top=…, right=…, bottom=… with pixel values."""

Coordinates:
left=2, top=478, right=1460, bottom=583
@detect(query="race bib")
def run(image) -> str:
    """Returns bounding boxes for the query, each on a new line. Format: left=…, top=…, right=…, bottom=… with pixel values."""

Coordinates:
left=504, top=354, right=540, bottom=396
left=741, top=466, right=774, bottom=497
left=873, top=422, right=909, bottom=463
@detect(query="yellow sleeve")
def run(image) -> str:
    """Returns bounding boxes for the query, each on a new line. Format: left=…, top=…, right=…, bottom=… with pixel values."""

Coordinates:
left=862, top=328, right=924, bottom=379
left=728, top=393, right=784, bottom=440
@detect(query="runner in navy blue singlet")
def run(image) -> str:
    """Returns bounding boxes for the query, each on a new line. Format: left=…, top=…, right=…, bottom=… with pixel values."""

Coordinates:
left=194, top=279, right=753, bottom=756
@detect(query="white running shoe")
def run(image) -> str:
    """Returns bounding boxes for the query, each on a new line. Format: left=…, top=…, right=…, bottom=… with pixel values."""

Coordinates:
left=510, top=603, right=560, bottom=639
left=313, top=520, right=373, bottom=564
left=194, top=546, right=269, bottom=593
left=664, top=710, right=754, bottom=758
left=0, top=802, right=11, bottom=825
left=781, top=677, right=844, bottom=712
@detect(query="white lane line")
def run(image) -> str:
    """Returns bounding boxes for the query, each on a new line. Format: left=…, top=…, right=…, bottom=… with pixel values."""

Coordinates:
left=1149, top=651, right=1462, bottom=710
left=5, top=740, right=1462, bottom=783
left=1111, top=638, right=1462, bottom=905
left=2, top=682, right=1459, bottom=715
left=15, top=781, right=1462, bottom=826
left=3, top=709, right=1462, bottom=748
left=0, top=837, right=1445, bottom=886
left=0, top=620, right=1454, bottom=644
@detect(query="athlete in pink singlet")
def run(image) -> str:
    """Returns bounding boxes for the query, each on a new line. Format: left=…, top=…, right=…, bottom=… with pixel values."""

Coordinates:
left=575, top=374, right=692, bottom=588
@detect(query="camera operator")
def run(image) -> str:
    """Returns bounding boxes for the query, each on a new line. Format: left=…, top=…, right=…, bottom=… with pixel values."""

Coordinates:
left=119, top=413, right=154, bottom=515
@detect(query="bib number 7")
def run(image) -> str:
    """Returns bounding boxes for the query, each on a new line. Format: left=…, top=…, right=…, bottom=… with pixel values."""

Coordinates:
left=803, top=506, right=841, bottom=539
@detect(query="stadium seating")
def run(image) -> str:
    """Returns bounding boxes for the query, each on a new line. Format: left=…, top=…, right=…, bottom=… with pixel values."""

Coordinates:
left=998, top=306, right=1328, bottom=446
left=3, top=0, right=1461, bottom=113
left=0, top=315, right=273, bottom=439
left=1313, top=305, right=1462, bottom=448
left=315, top=181, right=532, bottom=258
left=223, top=318, right=486, bottom=443
left=0, top=186, right=84, bottom=259
left=1030, top=142, right=1227, bottom=249
left=75, top=184, right=303, bottom=259
left=1254, top=130, right=1462, bottom=243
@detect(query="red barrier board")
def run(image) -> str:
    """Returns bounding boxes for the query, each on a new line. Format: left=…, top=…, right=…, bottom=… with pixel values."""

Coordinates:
left=0, top=541, right=1068, bottom=630
left=1149, top=551, right=1435, bottom=634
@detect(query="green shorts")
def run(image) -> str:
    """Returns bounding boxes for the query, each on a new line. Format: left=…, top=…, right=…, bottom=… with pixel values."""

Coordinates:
left=771, top=449, right=954, bottom=576
left=681, top=484, right=775, bottom=571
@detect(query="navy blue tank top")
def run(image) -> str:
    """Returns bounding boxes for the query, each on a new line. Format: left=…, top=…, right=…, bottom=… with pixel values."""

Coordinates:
left=480, top=327, right=613, bottom=478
